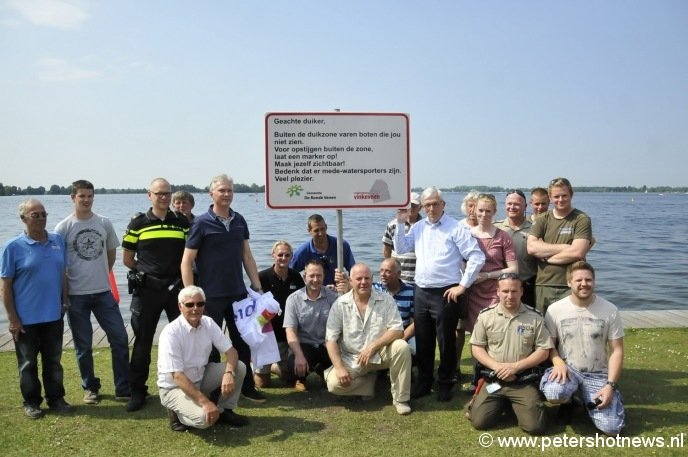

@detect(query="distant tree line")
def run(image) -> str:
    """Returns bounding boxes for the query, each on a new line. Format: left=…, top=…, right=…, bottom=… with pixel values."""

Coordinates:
left=1, top=182, right=685, bottom=196
left=423, top=185, right=688, bottom=194
left=0, top=183, right=266, bottom=196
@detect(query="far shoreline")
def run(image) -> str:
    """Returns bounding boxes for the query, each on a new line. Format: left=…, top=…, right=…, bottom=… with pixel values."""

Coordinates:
left=1, top=185, right=686, bottom=197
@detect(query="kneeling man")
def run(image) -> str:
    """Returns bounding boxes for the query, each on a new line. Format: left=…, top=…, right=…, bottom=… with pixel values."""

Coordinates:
left=325, top=263, right=412, bottom=415
left=157, top=285, right=248, bottom=431
left=284, top=260, right=338, bottom=392
left=540, top=261, right=625, bottom=436
left=468, top=273, right=551, bottom=435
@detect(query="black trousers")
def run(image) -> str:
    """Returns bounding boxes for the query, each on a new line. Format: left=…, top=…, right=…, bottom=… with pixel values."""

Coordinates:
left=205, top=295, right=256, bottom=393
left=414, top=285, right=462, bottom=388
left=286, top=343, right=331, bottom=382
left=129, top=284, right=181, bottom=394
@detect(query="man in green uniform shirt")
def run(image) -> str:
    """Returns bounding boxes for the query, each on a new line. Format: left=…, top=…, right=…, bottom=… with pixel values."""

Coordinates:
left=467, top=273, right=551, bottom=435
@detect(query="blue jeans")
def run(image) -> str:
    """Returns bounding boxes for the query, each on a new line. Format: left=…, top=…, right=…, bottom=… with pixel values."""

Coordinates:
left=67, top=292, right=131, bottom=396
left=15, top=319, right=66, bottom=407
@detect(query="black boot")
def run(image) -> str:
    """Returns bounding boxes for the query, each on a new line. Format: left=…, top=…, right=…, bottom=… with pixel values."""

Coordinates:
left=167, top=409, right=188, bottom=432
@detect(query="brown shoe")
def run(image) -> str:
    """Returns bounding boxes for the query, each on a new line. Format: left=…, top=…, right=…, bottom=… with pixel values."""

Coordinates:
left=294, top=379, right=307, bottom=392
left=254, top=373, right=271, bottom=389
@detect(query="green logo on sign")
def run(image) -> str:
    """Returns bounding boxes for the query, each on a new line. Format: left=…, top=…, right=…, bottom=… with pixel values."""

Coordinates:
left=287, top=185, right=303, bottom=197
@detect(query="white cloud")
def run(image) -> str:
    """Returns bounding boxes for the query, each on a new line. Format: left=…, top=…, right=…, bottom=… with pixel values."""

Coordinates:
left=6, top=0, right=88, bottom=29
left=38, top=57, right=99, bottom=81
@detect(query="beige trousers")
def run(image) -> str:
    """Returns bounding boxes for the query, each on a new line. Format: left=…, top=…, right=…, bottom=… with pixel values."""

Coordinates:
left=159, top=361, right=247, bottom=429
left=325, top=339, right=411, bottom=402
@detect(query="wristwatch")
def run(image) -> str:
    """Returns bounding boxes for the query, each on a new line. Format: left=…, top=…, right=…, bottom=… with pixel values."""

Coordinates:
left=606, top=381, right=618, bottom=390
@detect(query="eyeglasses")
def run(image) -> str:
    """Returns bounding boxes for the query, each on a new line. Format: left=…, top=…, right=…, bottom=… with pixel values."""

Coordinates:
left=549, top=177, right=571, bottom=187
left=423, top=201, right=443, bottom=208
left=318, top=255, right=332, bottom=267
left=25, top=212, right=48, bottom=219
left=498, top=273, right=520, bottom=281
left=182, top=301, right=205, bottom=308
left=506, top=189, right=526, bottom=200
left=477, top=193, right=496, bottom=201
left=150, top=191, right=172, bottom=197
left=275, top=253, right=292, bottom=258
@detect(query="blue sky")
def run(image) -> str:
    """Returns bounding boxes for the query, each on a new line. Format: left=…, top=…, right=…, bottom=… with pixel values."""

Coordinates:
left=1, top=0, right=686, bottom=189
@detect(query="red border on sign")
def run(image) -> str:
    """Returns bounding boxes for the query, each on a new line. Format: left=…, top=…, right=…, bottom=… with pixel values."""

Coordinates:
left=265, top=112, right=410, bottom=209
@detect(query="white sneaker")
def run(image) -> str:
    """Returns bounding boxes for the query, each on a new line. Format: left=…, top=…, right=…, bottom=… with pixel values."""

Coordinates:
left=393, top=400, right=411, bottom=415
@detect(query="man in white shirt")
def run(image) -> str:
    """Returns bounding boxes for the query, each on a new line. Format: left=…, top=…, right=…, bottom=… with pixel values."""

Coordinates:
left=540, top=261, right=625, bottom=436
left=394, top=186, right=485, bottom=401
left=157, top=286, right=248, bottom=431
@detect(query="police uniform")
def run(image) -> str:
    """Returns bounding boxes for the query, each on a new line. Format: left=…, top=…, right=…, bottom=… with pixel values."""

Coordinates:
left=468, top=303, right=552, bottom=435
left=122, top=208, right=190, bottom=397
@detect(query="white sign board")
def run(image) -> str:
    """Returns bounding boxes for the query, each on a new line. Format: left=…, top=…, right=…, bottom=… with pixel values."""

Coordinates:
left=265, top=112, right=410, bottom=209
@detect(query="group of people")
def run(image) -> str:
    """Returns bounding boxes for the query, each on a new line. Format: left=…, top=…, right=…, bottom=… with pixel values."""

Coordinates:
left=1, top=175, right=625, bottom=436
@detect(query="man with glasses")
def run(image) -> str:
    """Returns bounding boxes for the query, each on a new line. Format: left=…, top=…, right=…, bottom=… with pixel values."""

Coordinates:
left=495, top=189, right=537, bottom=307
left=467, top=273, right=551, bottom=435
left=394, top=187, right=485, bottom=402
left=382, top=192, right=422, bottom=285
left=527, top=177, right=592, bottom=313
left=55, top=180, right=130, bottom=405
left=254, top=241, right=305, bottom=388
left=158, top=285, right=248, bottom=431
left=122, top=177, right=190, bottom=411
left=2, top=199, right=72, bottom=419
left=181, top=174, right=265, bottom=402
left=290, top=214, right=356, bottom=286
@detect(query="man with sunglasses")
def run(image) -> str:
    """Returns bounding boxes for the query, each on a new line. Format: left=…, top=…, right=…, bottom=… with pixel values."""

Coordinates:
left=122, top=177, right=191, bottom=412
left=2, top=199, right=72, bottom=419
left=495, top=189, right=537, bottom=307
left=158, top=285, right=248, bottom=431
left=527, top=177, right=592, bottom=313
left=467, top=273, right=551, bottom=435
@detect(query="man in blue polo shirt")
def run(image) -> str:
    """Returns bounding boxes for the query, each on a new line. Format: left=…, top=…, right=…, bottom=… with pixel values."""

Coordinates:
left=2, top=199, right=72, bottom=419
left=181, top=174, right=265, bottom=402
left=290, top=214, right=355, bottom=286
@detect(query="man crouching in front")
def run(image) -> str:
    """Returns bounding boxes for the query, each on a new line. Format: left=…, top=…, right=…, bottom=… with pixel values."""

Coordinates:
left=157, top=285, right=249, bottom=431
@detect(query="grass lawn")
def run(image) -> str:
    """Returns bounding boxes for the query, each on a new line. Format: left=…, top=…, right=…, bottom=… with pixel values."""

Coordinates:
left=0, top=328, right=685, bottom=456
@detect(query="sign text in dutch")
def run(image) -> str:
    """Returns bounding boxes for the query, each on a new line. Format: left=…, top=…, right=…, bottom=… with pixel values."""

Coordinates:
left=265, top=112, right=410, bottom=209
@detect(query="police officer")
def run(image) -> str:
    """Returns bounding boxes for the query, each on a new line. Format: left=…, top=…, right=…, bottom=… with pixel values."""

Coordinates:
left=467, top=273, right=551, bottom=435
left=122, top=177, right=190, bottom=412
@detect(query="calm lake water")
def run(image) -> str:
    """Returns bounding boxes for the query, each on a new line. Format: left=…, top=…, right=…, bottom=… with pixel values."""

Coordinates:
left=1, top=191, right=686, bottom=325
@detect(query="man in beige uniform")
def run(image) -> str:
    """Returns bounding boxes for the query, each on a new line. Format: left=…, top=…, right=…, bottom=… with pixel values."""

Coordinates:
left=468, top=273, right=551, bottom=435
